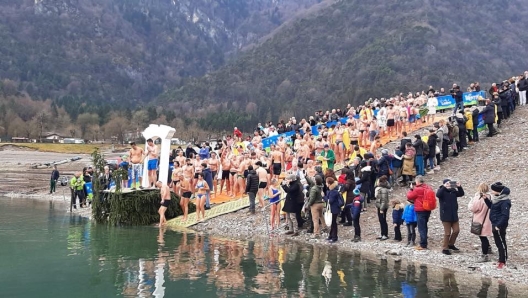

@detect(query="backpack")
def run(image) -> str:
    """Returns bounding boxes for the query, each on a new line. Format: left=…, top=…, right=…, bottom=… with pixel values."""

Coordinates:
left=421, top=140, right=429, bottom=155
left=337, top=192, right=345, bottom=208
left=422, top=187, right=437, bottom=211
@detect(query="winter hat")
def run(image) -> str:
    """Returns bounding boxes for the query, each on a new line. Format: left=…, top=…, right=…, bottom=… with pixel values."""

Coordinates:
left=381, top=149, right=389, bottom=156
left=443, top=179, right=451, bottom=184
left=287, top=174, right=297, bottom=181
left=491, top=182, right=505, bottom=193
left=353, top=189, right=360, bottom=196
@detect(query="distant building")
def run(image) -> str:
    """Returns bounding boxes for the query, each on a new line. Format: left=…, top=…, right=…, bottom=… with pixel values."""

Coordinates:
left=43, top=132, right=67, bottom=142
left=62, top=138, right=85, bottom=144
left=11, top=137, right=30, bottom=143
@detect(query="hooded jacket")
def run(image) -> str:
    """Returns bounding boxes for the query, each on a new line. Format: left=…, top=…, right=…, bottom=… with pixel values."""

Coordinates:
left=202, top=167, right=213, bottom=189
left=402, top=203, right=417, bottom=223
left=484, top=188, right=511, bottom=229
left=357, top=166, right=371, bottom=193
left=374, top=182, right=390, bottom=210
left=426, top=133, right=438, bottom=158
left=341, top=177, right=356, bottom=205
left=436, top=185, right=465, bottom=222
left=483, top=103, right=496, bottom=124
left=307, top=184, right=324, bottom=207
left=324, top=182, right=342, bottom=215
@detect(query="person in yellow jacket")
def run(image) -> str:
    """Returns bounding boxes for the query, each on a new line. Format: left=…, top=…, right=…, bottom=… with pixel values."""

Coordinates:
left=464, top=108, right=474, bottom=144
left=70, top=172, right=86, bottom=209
left=349, top=145, right=367, bottom=163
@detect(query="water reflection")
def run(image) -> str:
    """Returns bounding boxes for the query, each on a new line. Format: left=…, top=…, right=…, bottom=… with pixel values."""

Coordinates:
left=85, top=227, right=517, bottom=298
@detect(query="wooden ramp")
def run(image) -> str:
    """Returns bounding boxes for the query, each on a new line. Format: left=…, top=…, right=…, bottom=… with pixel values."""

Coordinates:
left=166, top=196, right=250, bottom=228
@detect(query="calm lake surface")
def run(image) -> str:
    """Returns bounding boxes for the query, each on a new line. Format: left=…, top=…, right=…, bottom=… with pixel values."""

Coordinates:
left=0, top=197, right=511, bottom=297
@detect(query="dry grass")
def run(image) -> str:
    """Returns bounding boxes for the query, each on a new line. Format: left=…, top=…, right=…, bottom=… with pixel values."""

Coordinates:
left=0, top=143, right=116, bottom=154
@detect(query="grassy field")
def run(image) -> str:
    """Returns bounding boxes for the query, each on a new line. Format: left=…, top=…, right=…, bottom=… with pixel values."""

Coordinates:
left=0, top=143, right=123, bottom=154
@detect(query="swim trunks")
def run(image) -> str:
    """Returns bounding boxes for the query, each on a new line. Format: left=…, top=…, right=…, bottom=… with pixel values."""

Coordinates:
left=272, top=163, right=281, bottom=175
left=147, top=159, right=158, bottom=171
left=222, top=170, right=230, bottom=180
left=259, top=182, right=267, bottom=189
left=182, top=191, right=192, bottom=198
left=161, top=200, right=170, bottom=207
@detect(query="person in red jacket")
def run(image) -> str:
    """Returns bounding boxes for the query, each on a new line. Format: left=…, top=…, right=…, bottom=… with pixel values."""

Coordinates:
left=233, top=127, right=243, bottom=138
left=406, top=175, right=433, bottom=250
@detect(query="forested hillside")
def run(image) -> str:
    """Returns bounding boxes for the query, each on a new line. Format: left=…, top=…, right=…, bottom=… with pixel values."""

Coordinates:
left=161, top=0, right=528, bottom=132
left=0, top=0, right=321, bottom=139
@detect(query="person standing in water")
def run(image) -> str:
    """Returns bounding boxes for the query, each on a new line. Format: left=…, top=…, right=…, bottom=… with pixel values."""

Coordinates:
left=146, top=139, right=159, bottom=188
left=156, top=181, right=171, bottom=226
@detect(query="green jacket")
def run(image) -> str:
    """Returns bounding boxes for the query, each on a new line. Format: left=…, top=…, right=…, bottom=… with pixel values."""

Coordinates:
left=307, top=184, right=324, bottom=207
left=320, top=150, right=336, bottom=170
left=70, top=177, right=85, bottom=191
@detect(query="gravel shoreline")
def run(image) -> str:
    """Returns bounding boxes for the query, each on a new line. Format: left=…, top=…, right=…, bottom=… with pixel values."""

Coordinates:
left=192, top=106, right=528, bottom=289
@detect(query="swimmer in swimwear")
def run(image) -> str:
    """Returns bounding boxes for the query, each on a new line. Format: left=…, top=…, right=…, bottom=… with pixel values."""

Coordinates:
left=156, top=181, right=171, bottom=226
left=194, top=173, right=209, bottom=221
left=268, top=178, right=281, bottom=230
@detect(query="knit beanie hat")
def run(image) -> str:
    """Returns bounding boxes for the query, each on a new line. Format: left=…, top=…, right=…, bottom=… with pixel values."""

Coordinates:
left=353, top=189, right=360, bottom=196
left=491, top=182, right=505, bottom=193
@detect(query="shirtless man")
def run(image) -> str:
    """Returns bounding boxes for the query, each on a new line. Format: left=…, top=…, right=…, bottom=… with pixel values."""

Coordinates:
left=270, top=145, right=283, bottom=179
left=182, top=158, right=194, bottom=195
left=299, top=140, right=311, bottom=164
left=175, top=150, right=186, bottom=170
left=220, top=152, right=232, bottom=196
left=255, top=161, right=268, bottom=208
left=277, top=136, right=287, bottom=169
left=314, top=136, right=324, bottom=156
left=284, top=144, right=294, bottom=172
left=156, top=181, right=171, bottom=226
left=251, top=131, right=262, bottom=149
left=208, top=152, right=219, bottom=197
left=236, top=155, right=248, bottom=198
left=146, top=139, right=159, bottom=188
left=128, top=141, right=145, bottom=189
left=386, top=104, right=397, bottom=139
left=334, top=123, right=345, bottom=165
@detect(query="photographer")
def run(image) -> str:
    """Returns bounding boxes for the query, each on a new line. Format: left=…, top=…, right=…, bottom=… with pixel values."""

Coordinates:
left=436, top=179, right=465, bottom=255
left=281, top=174, right=304, bottom=236
left=451, top=86, right=464, bottom=115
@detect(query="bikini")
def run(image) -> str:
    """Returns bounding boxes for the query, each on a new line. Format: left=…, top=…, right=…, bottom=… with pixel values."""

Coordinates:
left=196, top=181, right=205, bottom=199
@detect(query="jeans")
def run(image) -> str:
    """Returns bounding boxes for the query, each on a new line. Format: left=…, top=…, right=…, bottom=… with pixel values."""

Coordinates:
left=286, top=212, right=297, bottom=233
left=406, top=222, right=417, bottom=243
left=341, top=204, right=353, bottom=223
left=353, top=214, right=361, bottom=237
left=479, top=236, right=490, bottom=255
left=428, top=156, right=435, bottom=170
left=248, top=192, right=256, bottom=212
left=493, top=227, right=508, bottom=263
left=377, top=208, right=388, bottom=237
left=329, top=213, right=338, bottom=241
left=394, top=223, right=402, bottom=240
left=472, top=124, right=479, bottom=142
left=442, top=221, right=460, bottom=250
left=453, top=101, right=464, bottom=114
left=310, top=203, right=326, bottom=235
left=416, top=211, right=431, bottom=248
left=415, top=155, right=424, bottom=176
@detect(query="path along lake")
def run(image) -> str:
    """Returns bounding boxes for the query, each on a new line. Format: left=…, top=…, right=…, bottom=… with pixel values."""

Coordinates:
left=0, top=197, right=512, bottom=298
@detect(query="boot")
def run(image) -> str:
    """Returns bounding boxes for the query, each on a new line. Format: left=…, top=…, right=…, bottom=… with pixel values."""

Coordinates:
left=406, top=241, right=411, bottom=247
left=476, top=254, right=489, bottom=263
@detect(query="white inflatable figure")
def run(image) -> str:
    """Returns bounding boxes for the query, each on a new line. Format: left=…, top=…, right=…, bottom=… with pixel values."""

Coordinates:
left=141, top=124, right=176, bottom=188
left=322, top=260, right=332, bottom=287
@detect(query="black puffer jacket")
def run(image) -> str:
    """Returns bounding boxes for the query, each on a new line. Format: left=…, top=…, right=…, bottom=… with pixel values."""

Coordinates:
left=281, top=179, right=304, bottom=213
left=436, top=186, right=465, bottom=222
left=245, top=170, right=259, bottom=194
left=484, top=187, right=511, bottom=229
left=483, top=103, right=495, bottom=124
left=427, top=133, right=438, bottom=158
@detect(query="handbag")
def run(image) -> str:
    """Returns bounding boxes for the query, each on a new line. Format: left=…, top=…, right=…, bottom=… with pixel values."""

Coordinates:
left=470, top=206, right=489, bottom=235
left=324, top=203, right=333, bottom=226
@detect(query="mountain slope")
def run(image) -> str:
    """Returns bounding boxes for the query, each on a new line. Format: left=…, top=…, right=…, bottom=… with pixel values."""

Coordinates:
left=0, top=0, right=320, bottom=104
left=161, top=0, right=528, bottom=131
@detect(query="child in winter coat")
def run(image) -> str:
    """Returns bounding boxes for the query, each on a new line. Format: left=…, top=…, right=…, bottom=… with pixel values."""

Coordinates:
left=402, top=199, right=418, bottom=246
left=351, top=189, right=363, bottom=242
left=391, top=199, right=404, bottom=241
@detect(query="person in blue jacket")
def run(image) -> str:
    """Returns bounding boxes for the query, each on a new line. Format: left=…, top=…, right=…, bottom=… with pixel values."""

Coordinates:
left=351, top=188, right=363, bottom=242
left=402, top=199, right=418, bottom=246
left=324, top=177, right=342, bottom=243
left=391, top=199, right=404, bottom=241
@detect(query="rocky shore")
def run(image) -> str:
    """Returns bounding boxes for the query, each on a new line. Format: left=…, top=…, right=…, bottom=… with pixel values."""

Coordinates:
left=193, top=106, right=528, bottom=288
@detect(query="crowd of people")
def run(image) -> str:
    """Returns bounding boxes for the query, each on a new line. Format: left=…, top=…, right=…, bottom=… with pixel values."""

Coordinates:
left=59, top=72, right=526, bottom=268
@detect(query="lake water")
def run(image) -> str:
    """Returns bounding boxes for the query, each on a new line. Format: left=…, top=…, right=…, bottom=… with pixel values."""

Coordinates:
left=0, top=198, right=511, bottom=297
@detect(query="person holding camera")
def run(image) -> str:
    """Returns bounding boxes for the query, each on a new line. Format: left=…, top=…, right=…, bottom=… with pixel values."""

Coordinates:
left=451, top=85, right=464, bottom=115
left=436, top=179, right=465, bottom=255
left=281, top=174, right=304, bottom=236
